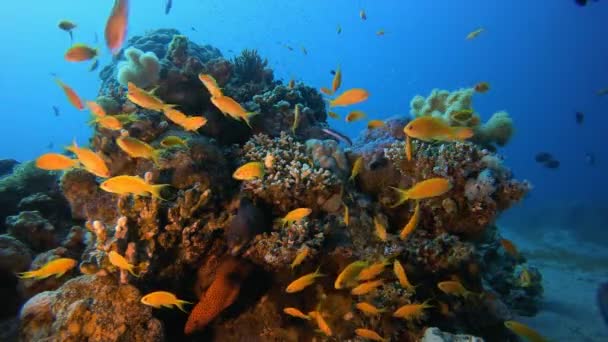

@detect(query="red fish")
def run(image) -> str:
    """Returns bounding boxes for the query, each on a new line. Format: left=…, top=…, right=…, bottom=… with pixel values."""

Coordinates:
left=105, top=0, right=129, bottom=54
left=184, top=257, right=251, bottom=334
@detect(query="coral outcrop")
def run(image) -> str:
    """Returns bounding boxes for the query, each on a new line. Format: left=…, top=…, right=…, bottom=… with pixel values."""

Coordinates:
left=410, top=88, right=515, bottom=150
left=19, top=275, right=163, bottom=342
left=11, top=28, right=541, bottom=342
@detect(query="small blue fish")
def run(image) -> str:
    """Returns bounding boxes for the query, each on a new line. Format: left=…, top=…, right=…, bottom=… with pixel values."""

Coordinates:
left=164, top=0, right=172, bottom=14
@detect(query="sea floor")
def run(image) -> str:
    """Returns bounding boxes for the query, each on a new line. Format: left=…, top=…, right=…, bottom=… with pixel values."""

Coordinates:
left=504, top=226, right=608, bottom=341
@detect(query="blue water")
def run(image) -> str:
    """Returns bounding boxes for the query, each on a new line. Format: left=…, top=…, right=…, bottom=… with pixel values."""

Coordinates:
left=1, top=1, right=607, bottom=211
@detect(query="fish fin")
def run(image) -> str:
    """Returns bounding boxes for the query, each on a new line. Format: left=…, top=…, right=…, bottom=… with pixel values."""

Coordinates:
left=55, top=271, right=67, bottom=278
left=151, top=150, right=162, bottom=167
left=149, top=184, right=172, bottom=201
left=17, top=270, right=36, bottom=279
left=128, top=266, right=140, bottom=277
left=389, top=187, right=409, bottom=208
left=176, top=300, right=192, bottom=313
left=242, top=112, right=258, bottom=128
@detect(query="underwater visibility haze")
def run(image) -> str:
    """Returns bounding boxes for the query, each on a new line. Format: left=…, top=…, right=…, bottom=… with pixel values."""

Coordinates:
left=0, top=0, right=607, bottom=341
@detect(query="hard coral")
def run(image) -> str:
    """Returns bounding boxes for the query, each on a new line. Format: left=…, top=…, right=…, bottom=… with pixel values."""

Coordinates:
left=240, top=132, right=342, bottom=213
left=383, top=140, right=529, bottom=235
left=19, top=275, right=163, bottom=342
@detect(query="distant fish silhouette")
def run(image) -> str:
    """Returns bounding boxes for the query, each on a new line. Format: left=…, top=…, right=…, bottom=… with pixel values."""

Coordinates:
left=52, top=106, right=60, bottom=117
left=164, top=0, right=172, bottom=14
left=585, top=153, right=595, bottom=166
left=598, top=282, right=608, bottom=326
left=94, top=32, right=99, bottom=44
left=46, top=142, right=54, bottom=150
left=534, top=152, right=553, bottom=163
left=544, top=159, right=560, bottom=169
left=575, top=111, right=584, bottom=124
left=191, top=27, right=197, bottom=32
left=330, top=70, right=336, bottom=75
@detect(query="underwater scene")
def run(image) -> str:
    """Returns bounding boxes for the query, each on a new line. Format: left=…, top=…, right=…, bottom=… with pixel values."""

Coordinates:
left=1, top=0, right=607, bottom=341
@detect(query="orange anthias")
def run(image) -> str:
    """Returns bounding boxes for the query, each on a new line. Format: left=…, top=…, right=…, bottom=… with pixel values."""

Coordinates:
left=55, top=79, right=84, bottom=110
left=105, top=0, right=129, bottom=54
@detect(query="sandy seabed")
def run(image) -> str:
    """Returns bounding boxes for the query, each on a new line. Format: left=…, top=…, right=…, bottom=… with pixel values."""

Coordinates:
left=506, top=227, right=608, bottom=341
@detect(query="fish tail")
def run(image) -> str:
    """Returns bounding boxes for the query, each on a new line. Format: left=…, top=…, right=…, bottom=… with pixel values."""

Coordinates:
left=17, top=270, right=38, bottom=279
left=128, top=266, right=140, bottom=277
left=176, top=300, right=193, bottom=313
left=389, top=187, right=409, bottom=208
left=451, top=127, right=474, bottom=140
left=149, top=184, right=171, bottom=201
left=242, top=112, right=258, bottom=128
left=162, top=104, right=177, bottom=111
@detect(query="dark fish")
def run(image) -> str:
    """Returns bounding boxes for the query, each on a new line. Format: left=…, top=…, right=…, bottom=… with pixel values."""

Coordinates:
left=164, top=0, right=172, bottom=14
left=321, top=127, right=353, bottom=146
left=575, top=0, right=588, bottom=5
left=576, top=111, right=584, bottom=124
left=46, top=142, right=54, bottom=149
left=585, top=153, right=595, bottom=166
left=330, top=70, right=336, bottom=75
left=52, top=106, right=60, bottom=116
left=534, top=152, right=553, bottom=163
left=544, top=159, right=560, bottom=169
left=225, top=197, right=271, bottom=256
left=89, top=59, right=99, bottom=72
left=599, top=282, right=608, bottom=326
left=191, top=27, right=197, bottom=32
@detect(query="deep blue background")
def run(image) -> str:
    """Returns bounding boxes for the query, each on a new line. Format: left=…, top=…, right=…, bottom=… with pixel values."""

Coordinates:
left=1, top=0, right=606, bottom=210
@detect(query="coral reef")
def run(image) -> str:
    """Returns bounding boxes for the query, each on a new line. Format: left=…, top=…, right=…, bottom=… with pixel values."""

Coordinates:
left=117, top=47, right=161, bottom=88
left=11, top=28, right=541, bottom=342
left=19, top=275, right=164, bottom=342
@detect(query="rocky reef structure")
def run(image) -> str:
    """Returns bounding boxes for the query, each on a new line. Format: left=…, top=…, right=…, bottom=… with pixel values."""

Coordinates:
left=4, top=29, right=543, bottom=341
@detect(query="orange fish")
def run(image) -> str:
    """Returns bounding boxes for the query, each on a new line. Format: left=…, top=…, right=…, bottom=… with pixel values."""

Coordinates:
left=35, top=153, right=79, bottom=171
left=308, top=311, right=332, bottom=337
left=390, top=178, right=451, bottom=207
left=116, top=136, right=161, bottom=165
left=55, top=79, right=84, bottom=110
left=198, top=73, right=223, bottom=98
left=504, top=320, right=547, bottom=342
left=405, top=135, right=413, bottom=161
left=184, top=257, right=251, bottom=334
left=65, top=43, right=98, bottom=62
left=330, top=88, right=369, bottom=107
left=91, top=115, right=123, bottom=130
left=327, top=111, right=340, bottom=119
left=345, top=110, right=366, bottom=123
left=320, top=87, right=334, bottom=96
left=399, top=201, right=420, bottom=240
left=355, top=302, right=384, bottom=316
left=105, top=0, right=129, bottom=54
left=351, top=279, right=383, bottom=295
left=66, top=141, right=110, bottom=178
left=286, top=267, right=324, bottom=293
left=332, top=66, right=342, bottom=93
left=355, top=328, right=386, bottom=342
left=87, top=101, right=107, bottom=117
left=474, top=82, right=490, bottom=93
left=404, top=116, right=473, bottom=142
left=210, top=95, right=256, bottom=128
left=127, top=82, right=168, bottom=111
